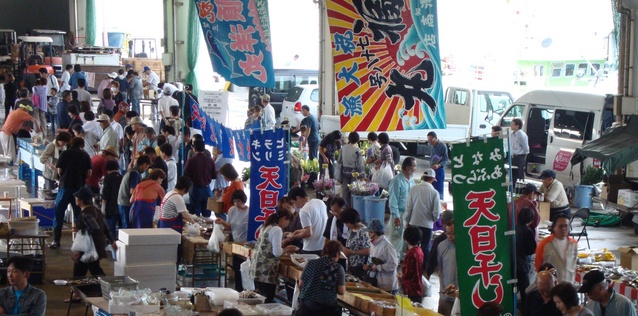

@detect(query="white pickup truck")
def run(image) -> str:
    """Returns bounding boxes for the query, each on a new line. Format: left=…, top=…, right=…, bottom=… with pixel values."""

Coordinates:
left=320, top=86, right=514, bottom=155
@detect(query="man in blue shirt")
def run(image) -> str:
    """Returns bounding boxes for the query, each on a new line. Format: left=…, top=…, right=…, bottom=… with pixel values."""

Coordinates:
left=0, top=256, right=46, bottom=316
left=387, top=157, right=416, bottom=257
left=69, top=64, right=87, bottom=91
left=427, top=131, right=448, bottom=199
left=56, top=90, right=72, bottom=131
left=581, top=270, right=637, bottom=316
left=297, top=105, right=320, bottom=160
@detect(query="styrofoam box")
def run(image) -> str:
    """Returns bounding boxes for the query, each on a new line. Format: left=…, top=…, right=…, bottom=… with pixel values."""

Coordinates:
left=205, top=288, right=240, bottom=306
left=118, top=228, right=181, bottom=246
left=115, top=240, right=177, bottom=265
left=618, top=189, right=638, bottom=207
left=114, top=261, right=177, bottom=277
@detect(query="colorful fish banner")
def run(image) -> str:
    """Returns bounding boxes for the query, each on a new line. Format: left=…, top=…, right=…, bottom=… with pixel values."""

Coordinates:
left=194, top=0, right=275, bottom=88
left=326, top=0, right=446, bottom=132
left=220, top=126, right=236, bottom=159
left=232, top=129, right=251, bottom=162
left=248, top=128, right=288, bottom=240
left=450, top=137, right=514, bottom=314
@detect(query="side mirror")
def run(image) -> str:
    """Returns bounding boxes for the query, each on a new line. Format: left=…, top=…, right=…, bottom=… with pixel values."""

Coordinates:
left=485, top=110, right=494, bottom=122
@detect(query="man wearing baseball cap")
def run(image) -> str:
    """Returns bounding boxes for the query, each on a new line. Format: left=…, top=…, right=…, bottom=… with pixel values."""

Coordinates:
left=580, top=270, right=636, bottom=316
left=538, top=169, right=570, bottom=221
left=509, top=182, right=541, bottom=238
left=142, top=65, right=160, bottom=92
left=261, top=94, right=275, bottom=128
left=405, top=167, right=442, bottom=268
left=97, top=114, right=118, bottom=152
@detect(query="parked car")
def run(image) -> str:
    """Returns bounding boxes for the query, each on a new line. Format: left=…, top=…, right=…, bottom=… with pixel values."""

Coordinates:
left=248, top=69, right=318, bottom=118
left=281, top=84, right=319, bottom=129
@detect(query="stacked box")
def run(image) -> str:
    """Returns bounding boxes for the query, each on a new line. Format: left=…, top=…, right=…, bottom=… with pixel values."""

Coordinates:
left=116, top=229, right=181, bottom=291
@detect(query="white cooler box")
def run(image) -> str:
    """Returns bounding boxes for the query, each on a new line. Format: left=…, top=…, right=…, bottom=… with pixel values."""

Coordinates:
left=118, top=228, right=181, bottom=246
left=114, top=262, right=177, bottom=291
left=115, top=240, right=177, bottom=265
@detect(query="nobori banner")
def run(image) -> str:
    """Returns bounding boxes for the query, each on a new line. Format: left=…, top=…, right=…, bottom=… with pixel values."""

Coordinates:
left=450, top=137, right=513, bottom=314
left=248, top=128, right=287, bottom=241
left=326, top=0, right=445, bottom=132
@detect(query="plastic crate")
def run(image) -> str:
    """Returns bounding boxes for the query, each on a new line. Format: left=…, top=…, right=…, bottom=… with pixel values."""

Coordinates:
left=98, top=276, right=139, bottom=300
left=256, top=303, right=293, bottom=316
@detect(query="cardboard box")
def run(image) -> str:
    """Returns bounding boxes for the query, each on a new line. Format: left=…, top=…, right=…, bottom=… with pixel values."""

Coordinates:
left=618, top=189, right=638, bottom=208
left=539, top=201, right=551, bottom=223
left=207, top=198, right=224, bottom=213
left=118, top=228, right=182, bottom=246
left=116, top=240, right=177, bottom=265
left=619, top=246, right=638, bottom=270
left=232, top=242, right=253, bottom=258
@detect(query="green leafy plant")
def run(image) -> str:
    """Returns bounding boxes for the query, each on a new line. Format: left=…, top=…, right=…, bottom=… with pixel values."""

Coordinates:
left=242, top=167, right=250, bottom=182
left=581, top=166, right=604, bottom=185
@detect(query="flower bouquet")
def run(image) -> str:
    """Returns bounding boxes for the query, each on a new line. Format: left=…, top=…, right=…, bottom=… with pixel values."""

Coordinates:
left=348, top=181, right=379, bottom=196
left=301, top=158, right=319, bottom=174
left=313, top=178, right=336, bottom=198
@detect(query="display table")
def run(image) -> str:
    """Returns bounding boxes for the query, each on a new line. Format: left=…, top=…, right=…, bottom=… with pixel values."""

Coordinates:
left=85, top=297, right=223, bottom=315
left=0, top=232, right=48, bottom=280
left=182, top=235, right=222, bottom=287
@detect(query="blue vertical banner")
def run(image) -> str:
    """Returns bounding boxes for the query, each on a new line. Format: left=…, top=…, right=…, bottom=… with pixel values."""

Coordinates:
left=194, top=0, right=275, bottom=88
left=220, top=126, right=236, bottom=159
left=248, top=128, right=287, bottom=241
left=232, top=129, right=251, bottom=162
left=190, top=98, right=225, bottom=147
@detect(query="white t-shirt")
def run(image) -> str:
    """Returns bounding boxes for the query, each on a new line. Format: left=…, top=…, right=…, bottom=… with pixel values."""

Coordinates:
left=227, top=205, right=249, bottom=242
left=165, top=158, right=177, bottom=191
left=60, top=71, right=71, bottom=92
left=158, top=95, right=179, bottom=118
left=299, top=199, right=328, bottom=252
left=553, top=237, right=569, bottom=261
left=160, top=190, right=188, bottom=220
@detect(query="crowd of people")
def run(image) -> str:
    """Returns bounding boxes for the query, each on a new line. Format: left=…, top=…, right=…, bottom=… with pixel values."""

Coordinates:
left=1, top=71, right=636, bottom=315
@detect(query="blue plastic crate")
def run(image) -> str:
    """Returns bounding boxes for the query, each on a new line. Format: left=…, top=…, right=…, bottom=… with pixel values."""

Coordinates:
left=22, top=205, right=54, bottom=228
left=18, top=164, right=31, bottom=181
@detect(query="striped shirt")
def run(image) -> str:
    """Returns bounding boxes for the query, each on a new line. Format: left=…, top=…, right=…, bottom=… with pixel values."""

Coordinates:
left=160, top=190, right=187, bottom=220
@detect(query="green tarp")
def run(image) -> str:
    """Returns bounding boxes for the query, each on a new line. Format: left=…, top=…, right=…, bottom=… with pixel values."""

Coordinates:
left=571, top=117, right=638, bottom=174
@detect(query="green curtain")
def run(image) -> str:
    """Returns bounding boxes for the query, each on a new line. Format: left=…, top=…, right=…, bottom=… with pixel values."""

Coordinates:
left=186, top=0, right=200, bottom=96
left=85, top=0, right=97, bottom=46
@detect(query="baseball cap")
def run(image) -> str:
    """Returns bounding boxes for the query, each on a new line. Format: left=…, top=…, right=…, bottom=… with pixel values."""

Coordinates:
left=163, top=87, right=172, bottom=95
left=578, top=270, right=605, bottom=293
left=143, top=66, right=151, bottom=72
left=367, top=219, right=385, bottom=234
left=423, top=168, right=436, bottom=179
left=96, top=114, right=110, bottom=122
left=107, top=72, right=118, bottom=78
left=260, top=94, right=270, bottom=102
left=522, top=183, right=540, bottom=195
left=538, top=169, right=556, bottom=179
left=73, top=187, right=93, bottom=203
left=125, top=63, right=133, bottom=69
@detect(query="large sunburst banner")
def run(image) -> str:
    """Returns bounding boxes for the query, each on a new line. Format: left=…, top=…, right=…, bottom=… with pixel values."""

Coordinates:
left=326, top=0, right=446, bottom=132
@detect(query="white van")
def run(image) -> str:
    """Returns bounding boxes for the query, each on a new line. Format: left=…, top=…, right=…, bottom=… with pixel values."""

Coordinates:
left=497, top=90, right=614, bottom=186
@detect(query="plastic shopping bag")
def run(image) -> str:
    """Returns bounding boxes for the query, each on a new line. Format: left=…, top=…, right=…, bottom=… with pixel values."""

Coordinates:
left=372, top=162, right=394, bottom=189
left=422, top=275, right=432, bottom=297
left=207, top=223, right=224, bottom=253
left=71, top=231, right=99, bottom=263
left=240, top=258, right=255, bottom=291
left=292, top=281, right=300, bottom=310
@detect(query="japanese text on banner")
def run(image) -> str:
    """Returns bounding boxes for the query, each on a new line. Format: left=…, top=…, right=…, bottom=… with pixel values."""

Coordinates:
left=450, top=137, right=513, bottom=315
left=248, top=128, right=287, bottom=240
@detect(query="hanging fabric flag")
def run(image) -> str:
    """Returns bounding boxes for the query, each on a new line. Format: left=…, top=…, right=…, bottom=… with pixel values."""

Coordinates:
left=220, top=126, right=236, bottom=159
left=190, top=98, right=221, bottom=147
left=232, top=129, right=251, bottom=162
left=194, top=0, right=275, bottom=88
left=326, top=0, right=446, bottom=132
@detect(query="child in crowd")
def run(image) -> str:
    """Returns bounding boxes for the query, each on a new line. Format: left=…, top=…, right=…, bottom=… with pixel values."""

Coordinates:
left=299, top=125, right=308, bottom=158
left=399, top=226, right=424, bottom=304
left=101, top=160, right=123, bottom=240
left=168, top=105, right=183, bottom=135
left=47, top=87, right=59, bottom=134
left=160, top=143, right=177, bottom=191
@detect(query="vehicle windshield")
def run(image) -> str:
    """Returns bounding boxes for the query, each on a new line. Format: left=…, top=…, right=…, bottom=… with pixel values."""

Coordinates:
left=478, top=92, right=512, bottom=115
left=284, top=87, right=304, bottom=102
